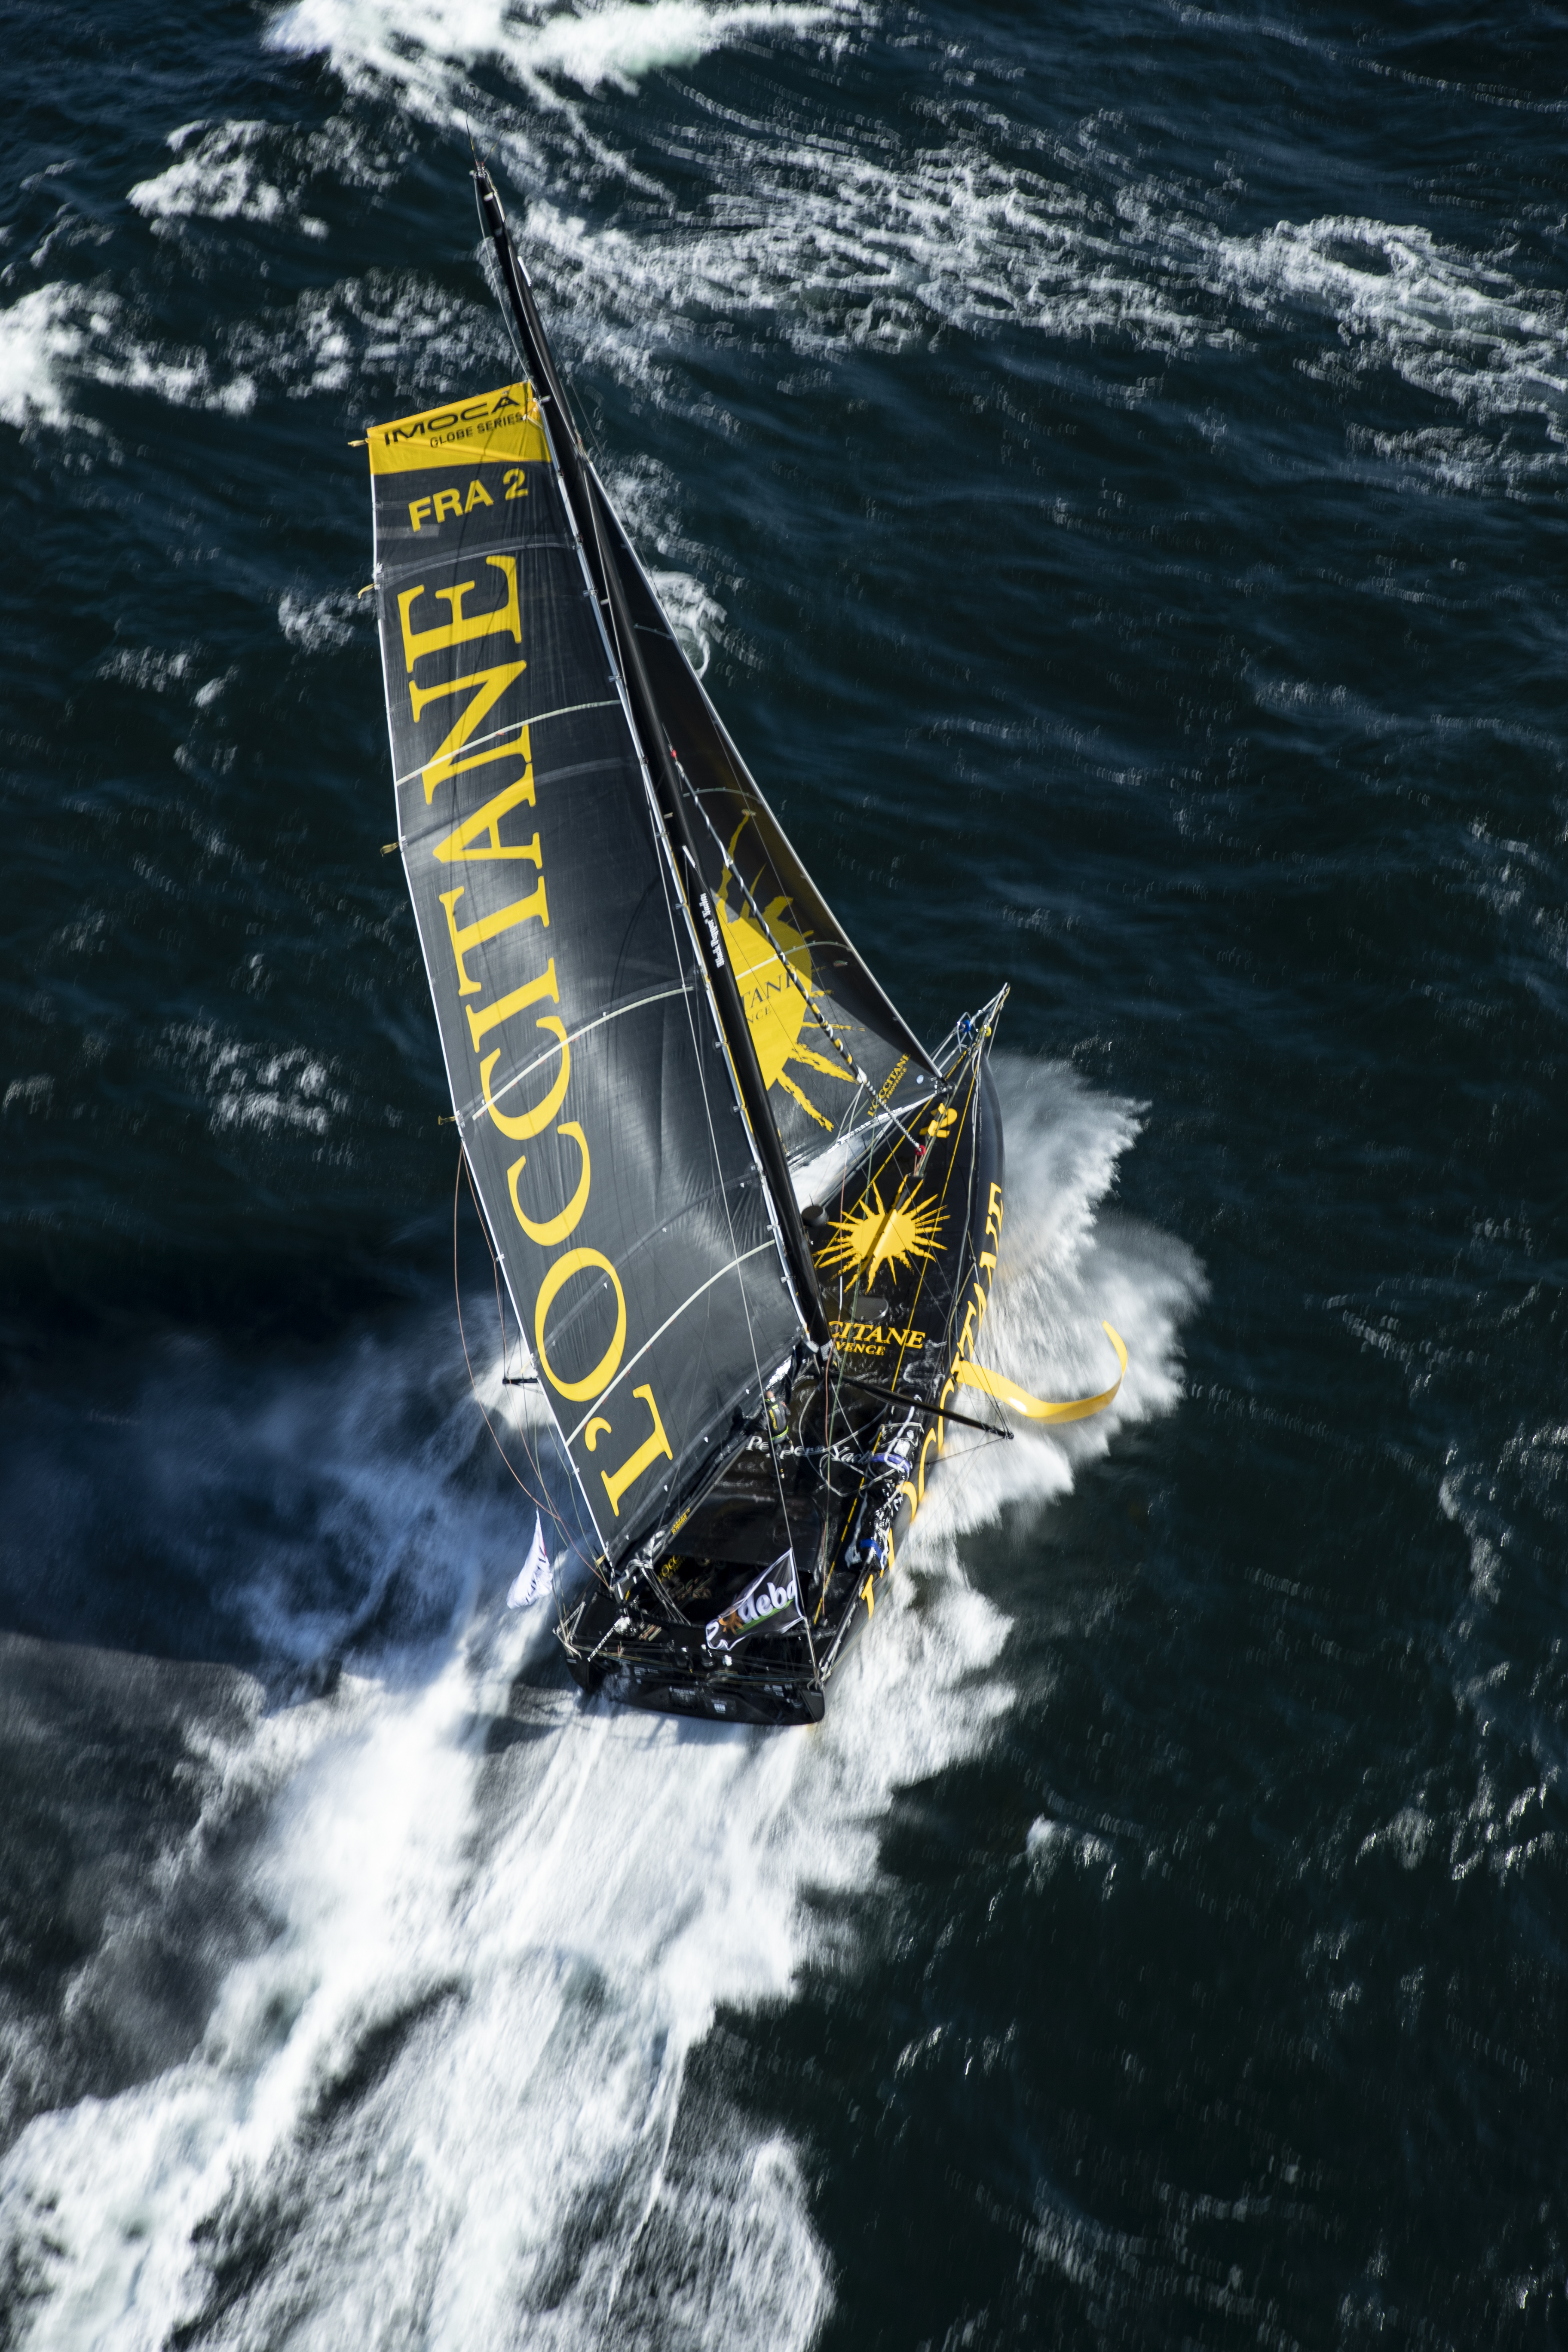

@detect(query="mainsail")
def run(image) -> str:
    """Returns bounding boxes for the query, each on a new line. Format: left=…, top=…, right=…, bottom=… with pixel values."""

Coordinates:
left=369, top=165, right=949, bottom=1577
left=368, top=380, right=805, bottom=1563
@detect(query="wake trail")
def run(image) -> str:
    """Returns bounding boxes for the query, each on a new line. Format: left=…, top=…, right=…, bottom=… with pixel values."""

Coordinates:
left=0, top=1057, right=1199, bottom=2349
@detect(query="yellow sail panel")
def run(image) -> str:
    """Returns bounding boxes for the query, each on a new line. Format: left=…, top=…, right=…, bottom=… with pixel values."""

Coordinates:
left=716, top=875, right=859, bottom=1137
left=588, top=472, right=941, bottom=1169
left=368, top=382, right=551, bottom=475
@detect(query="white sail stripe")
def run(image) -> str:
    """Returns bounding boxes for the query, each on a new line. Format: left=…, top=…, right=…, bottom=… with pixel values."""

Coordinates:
left=564, top=1245, right=776, bottom=1447
left=459, top=982, right=695, bottom=1121
left=392, top=698, right=619, bottom=792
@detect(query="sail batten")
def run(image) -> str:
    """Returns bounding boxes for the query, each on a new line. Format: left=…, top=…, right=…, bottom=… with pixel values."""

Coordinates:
left=459, top=983, right=696, bottom=1123
left=392, top=710, right=622, bottom=793
left=561, top=1240, right=780, bottom=1446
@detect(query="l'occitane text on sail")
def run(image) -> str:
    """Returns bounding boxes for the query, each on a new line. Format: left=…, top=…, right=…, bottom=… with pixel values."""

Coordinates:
left=396, top=548, right=674, bottom=1522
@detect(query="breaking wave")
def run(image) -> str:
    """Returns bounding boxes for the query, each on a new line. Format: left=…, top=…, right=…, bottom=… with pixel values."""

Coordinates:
left=264, top=0, right=843, bottom=116
left=7, top=0, right=1560, bottom=506
left=0, top=1055, right=1197, bottom=2349
left=0, top=286, right=85, bottom=432
left=0, top=283, right=258, bottom=433
left=162, top=1025, right=349, bottom=1141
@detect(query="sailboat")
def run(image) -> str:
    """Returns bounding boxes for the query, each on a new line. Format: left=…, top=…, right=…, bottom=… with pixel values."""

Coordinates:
left=364, top=164, right=1125, bottom=1726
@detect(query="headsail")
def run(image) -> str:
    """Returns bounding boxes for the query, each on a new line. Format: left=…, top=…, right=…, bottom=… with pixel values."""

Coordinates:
left=592, top=487, right=942, bottom=1180
left=368, top=382, right=805, bottom=1564
left=470, top=163, right=832, bottom=1344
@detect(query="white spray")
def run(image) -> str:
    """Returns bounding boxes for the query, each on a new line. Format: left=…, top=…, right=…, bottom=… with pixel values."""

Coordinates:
left=0, top=1055, right=1201, bottom=2350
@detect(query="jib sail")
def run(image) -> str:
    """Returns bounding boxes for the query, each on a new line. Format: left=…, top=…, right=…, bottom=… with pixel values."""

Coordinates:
left=592, top=485, right=941, bottom=1182
left=368, top=382, right=805, bottom=1563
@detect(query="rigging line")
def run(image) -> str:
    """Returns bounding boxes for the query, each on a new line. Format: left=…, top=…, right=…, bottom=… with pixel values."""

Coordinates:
left=580, top=473, right=806, bottom=1608
left=459, top=1148, right=567, bottom=1531
left=861, top=1084, right=927, bottom=1161
left=516, top=311, right=753, bottom=1565
left=582, top=472, right=825, bottom=1340
left=453, top=1145, right=568, bottom=1528
left=464, top=1150, right=515, bottom=1385
left=493, top=1241, right=509, bottom=1382
left=799, top=1085, right=931, bottom=1211
left=581, top=476, right=787, bottom=1446
left=516, top=300, right=789, bottom=1583
left=825, top=1074, right=873, bottom=1163
left=636, top=521, right=934, bottom=1090
left=486, top=163, right=813, bottom=1590
left=681, top=785, right=934, bottom=1160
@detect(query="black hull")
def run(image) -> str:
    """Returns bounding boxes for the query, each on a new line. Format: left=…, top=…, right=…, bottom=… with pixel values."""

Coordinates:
left=561, top=1014, right=1006, bottom=1725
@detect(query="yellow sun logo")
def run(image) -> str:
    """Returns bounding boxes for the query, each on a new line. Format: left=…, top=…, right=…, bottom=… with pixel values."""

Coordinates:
left=717, top=820, right=854, bottom=1133
left=817, top=1181, right=945, bottom=1284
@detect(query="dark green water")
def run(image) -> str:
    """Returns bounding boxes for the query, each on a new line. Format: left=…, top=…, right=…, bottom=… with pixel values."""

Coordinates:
left=2, top=3, right=1565, bottom=2346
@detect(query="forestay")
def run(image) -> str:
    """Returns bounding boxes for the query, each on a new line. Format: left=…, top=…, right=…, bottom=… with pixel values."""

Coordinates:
left=368, top=383, right=805, bottom=1563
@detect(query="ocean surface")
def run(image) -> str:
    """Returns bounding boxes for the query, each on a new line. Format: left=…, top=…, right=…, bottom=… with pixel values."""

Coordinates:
left=2, top=2, right=1566, bottom=2345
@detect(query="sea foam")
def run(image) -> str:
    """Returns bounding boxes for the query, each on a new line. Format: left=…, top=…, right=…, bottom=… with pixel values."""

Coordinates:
left=0, top=1055, right=1198, bottom=2350
left=264, top=0, right=839, bottom=110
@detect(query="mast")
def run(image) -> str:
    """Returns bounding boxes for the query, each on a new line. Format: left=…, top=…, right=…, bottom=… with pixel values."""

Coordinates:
left=473, top=162, right=830, bottom=1350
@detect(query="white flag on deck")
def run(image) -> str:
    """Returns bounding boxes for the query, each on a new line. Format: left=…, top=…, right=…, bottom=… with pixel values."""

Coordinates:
left=704, top=1548, right=804, bottom=1654
left=506, top=1515, right=551, bottom=1609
